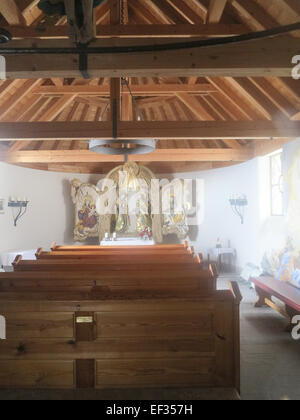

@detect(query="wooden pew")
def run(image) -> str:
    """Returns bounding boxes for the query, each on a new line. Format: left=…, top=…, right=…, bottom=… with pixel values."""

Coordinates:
left=35, top=247, right=196, bottom=259
left=0, top=267, right=215, bottom=294
left=13, top=254, right=203, bottom=271
left=0, top=282, right=242, bottom=393
left=252, top=276, right=300, bottom=331
left=0, top=244, right=239, bottom=392
left=51, top=241, right=190, bottom=252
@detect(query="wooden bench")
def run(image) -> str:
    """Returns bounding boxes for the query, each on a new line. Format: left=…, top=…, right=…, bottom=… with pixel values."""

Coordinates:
left=14, top=250, right=202, bottom=266
left=0, top=244, right=240, bottom=393
left=35, top=248, right=197, bottom=260
left=0, top=267, right=215, bottom=294
left=51, top=242, right=190, bottom=252
left=0, top=282, right=242, bottom=392
left=13, top=251, right=218, bottom=288
left=252, top=276, right=300, bottom=331
left=14, top=255, right=201, bottom=268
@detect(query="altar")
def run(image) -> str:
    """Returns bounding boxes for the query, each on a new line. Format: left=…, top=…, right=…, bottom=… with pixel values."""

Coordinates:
left=100, top=237, right=155, bottom=246
left=71, top=162, right=190, bottom=244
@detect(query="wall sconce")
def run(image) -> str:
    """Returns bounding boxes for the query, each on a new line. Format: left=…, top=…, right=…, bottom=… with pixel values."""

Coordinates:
left=8, top=197, right=29, bottom=226
left=229, top=195, right=248, bottom=225
left=0, top=198, right=4, bottom=214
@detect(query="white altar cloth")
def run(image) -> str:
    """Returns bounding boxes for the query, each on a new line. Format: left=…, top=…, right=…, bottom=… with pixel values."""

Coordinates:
left=0, top=249, right=36, bottom=268
left=100, top=238, right=155, bottom=246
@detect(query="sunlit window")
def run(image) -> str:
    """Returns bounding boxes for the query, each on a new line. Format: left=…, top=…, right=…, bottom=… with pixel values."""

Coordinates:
left=270, top=152, right=284, bottom=216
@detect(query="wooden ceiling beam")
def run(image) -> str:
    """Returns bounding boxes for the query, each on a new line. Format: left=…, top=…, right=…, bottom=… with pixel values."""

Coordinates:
left=0, top=148, right=253, bottom=163
left=51, top=78, right=64, bottom=87
left=74, top=97, right=108, bottom=108
left=283, top=0, right=300, bottom=15
left=207, top=77, right=259, bottom=120
left=166, top=0, right=204, bottom=24
left=291, top=111, right=300, bottom=121
left=3, top=36, right=299, bottom=78
left=7, top=23, right=247, bottom=39
left=147, top=0, right=187, bottom=24
left=184, top=0, right=207, bottom=23
left=37, top=95, right=77, bottom=122
left=253, top=139, right=293, bottom=157
left=33, top=83, right=216, bottom=96
left=117, top=121, right=300, bottom=140
left=130, top=0, right=171, bottom=24
left=230, top=0, right=279, bottom=31
left=0, top=79, right=41, bottom=121
left=249, top=77, right=299, bottom=119
left=17, top=161, right=234, bottom=174
left=0, top=0, right=26, bottom=26
left=15, top=94, right=43, bottom=121
left=207, top=0, right=227, bottom=23
left=227, top=77, right=286, bottom=120
left=0, top=121, right=298, bottom=141
left=22, top=0, right=43, bottom=26
left=176, top=92, right=214, bottom=120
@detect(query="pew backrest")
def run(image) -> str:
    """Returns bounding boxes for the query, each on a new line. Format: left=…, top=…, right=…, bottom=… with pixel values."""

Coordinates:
left=50, top=241, right=189, bottom=252
left=35, top=248, right=195, bottom=259
left=0, top=268, right=215, bottom=293
left=0, top=282, right=241, bottom=392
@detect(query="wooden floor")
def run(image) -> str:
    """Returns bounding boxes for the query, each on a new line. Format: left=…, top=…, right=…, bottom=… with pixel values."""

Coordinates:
left=0, top=276, right=299, bottom=400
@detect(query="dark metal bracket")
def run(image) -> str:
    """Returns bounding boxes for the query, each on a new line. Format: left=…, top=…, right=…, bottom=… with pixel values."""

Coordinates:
left=79, top=45, right=90, bottom=79
left=8, top=201, right=29, bottom=227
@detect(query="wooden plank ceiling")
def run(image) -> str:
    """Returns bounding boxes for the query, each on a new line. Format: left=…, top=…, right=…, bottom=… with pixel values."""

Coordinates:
left=0, top=0, right=299, bottom=174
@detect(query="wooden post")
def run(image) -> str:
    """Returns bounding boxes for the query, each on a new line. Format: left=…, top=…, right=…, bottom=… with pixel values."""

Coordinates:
left=110, top=0, right=121, bottom=126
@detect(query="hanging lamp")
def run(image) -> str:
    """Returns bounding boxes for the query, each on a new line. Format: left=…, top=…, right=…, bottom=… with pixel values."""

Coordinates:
left=89, top=78, right=156, bottom=160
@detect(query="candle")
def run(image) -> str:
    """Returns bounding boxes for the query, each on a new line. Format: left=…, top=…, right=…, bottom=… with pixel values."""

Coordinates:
left=104, top=232, right=109, bottom=240
left=113, top=232, right=117, bottom=240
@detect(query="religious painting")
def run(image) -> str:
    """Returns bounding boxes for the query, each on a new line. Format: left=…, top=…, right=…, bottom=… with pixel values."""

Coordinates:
left=97, top=162, right=163, bottom=243
left=71, top=179, right=100, bottom=241
left=71, top=163, right=190, bottom=243
left=161, top=179, right=190, bottom=240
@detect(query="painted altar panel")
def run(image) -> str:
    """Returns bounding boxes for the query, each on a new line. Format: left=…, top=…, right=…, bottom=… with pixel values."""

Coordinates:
left=71, top=180, right=100, bottom=241
left=71, top=163, right=190, bottom=243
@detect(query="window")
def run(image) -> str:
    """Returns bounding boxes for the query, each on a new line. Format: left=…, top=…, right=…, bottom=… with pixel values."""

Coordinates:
left=270, top=152, right=284, bottom=216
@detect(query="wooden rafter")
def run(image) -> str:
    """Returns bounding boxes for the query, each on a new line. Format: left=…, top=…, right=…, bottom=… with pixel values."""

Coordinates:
left=0, top=148, right=253, bottom=163
left=175, top=93, right=214, bottom=120
left=0, top=121, right=298, bottom=141
left=0, top=79, right=41, bottom=121
left=0, top=0, right=26, bottom=26
left=32, top=83, right=216, bottom=96
left=207, top=0, right=228, bottom=23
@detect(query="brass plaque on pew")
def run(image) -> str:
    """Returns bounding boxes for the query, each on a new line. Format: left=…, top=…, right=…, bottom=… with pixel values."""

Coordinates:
left=76, top=316, right=94, bottom=324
